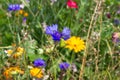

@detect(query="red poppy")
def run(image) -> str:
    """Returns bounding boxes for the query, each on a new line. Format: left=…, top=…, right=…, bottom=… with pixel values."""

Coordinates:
left=67, top=0, right=78, bottom=9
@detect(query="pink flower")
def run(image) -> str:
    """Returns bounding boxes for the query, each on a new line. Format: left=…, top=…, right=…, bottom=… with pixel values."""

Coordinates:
left=112, top=32, right=120, bottom=43
left=67, top=0, right=78, bottom=9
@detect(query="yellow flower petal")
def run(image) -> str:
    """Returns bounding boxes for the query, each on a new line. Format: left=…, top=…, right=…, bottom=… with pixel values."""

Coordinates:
left=30, top=68, right=43, bottom=79
left=65, top=36, right=85, bottom=53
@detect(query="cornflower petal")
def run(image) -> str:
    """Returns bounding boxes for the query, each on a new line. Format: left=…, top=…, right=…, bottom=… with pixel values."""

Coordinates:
left=59, top=62, right=70, bottom=70
left=8, top=4, right=20, bottom=11
left=51, top=31, right=62, bottom=41
left=45, top=24, right=58, bottom=35
left=34, top=58, right=46, bottom=67
left=114, top=19, right=120, bottom=26
left=62, top=27, right=71, bottom=40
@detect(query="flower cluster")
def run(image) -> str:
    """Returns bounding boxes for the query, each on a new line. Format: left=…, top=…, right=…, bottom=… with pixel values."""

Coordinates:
left=65, top=36, right=85, bottom=53
left=30, top=58, right=46, bottom=79
left=16, top=9, right=28, bottom=26
left=6, top=47, right=24, bottom=58
left=8, top=4, right=24, bottom=11
left=17, top=9, right=28, bottom=17
left=8, top=4, right=28, bottom=26
left=45, top=24, right=71, bottom=41
left=3, top=67, right=24, bottom=79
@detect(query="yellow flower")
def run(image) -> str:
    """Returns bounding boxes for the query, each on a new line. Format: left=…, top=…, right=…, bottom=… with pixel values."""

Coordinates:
left=3, top=67, right=24, bottom=79
left=30, top=68, right=43, bottom=79
left=24, top=12, right=28, bottom=17
left=6, top=47, right=24, bottom=58
left=6, top=50, right=13, bottom=55
left=17, top=47, right=24, bottom=53
left=15, top=10, right=28, bottom=17
left=65, top=36, right=85, bottom=53
left=19, top=10, right=24, bottom=15
left=14, top=47, right=24, bottom=58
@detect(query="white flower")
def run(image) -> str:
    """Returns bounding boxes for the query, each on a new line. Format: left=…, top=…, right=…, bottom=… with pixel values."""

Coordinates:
left=50, top=0, right=57, bottom=5
left=43, top=75, right=49, bottom=80
left=38, top=48, right=44, bottom=54
left=27, top=65, right=33, bottom=69
left=20, top=4, right=25, bottom=9
left=71, top=64, right=77, bottom=72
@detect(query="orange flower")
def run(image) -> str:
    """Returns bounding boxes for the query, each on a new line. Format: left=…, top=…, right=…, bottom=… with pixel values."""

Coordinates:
left=3, top=67, right=24, bottom=79
left=19, top=10, right=24, bottom=15
left=15, top=10, right=28, bottom=17
left=24, top=12, right=28, bottom=17
left=12, top=43, right=16, bottom=47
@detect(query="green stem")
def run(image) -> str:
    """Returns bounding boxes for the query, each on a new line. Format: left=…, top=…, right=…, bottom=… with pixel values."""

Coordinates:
left=70, top=50, right=74, bottom=64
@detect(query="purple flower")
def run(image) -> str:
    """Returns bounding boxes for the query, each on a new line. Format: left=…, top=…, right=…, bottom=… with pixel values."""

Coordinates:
left=62, top=27, right=71, bottom=40
left=117, top=9, right=120, bottom=14
left=114, top=19, right=120, bottom=26
left=45, top=24, right=58, bottom=35
left=22, top=17, right=27, bottom=26
left=8, top=4, right=20, bottom=11
left=51, top=31, right=62, bottom=41
left=59, top=62, right=70, bottom=70
left=23, top=17, right=27, bottom=22
left=45, top=24, right=71, bottom=41
left=34, top=58, right=46, bottom=67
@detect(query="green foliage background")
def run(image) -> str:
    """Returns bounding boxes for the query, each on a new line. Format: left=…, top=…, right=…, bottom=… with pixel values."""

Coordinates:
left=0, top=0, right=120, bottom=80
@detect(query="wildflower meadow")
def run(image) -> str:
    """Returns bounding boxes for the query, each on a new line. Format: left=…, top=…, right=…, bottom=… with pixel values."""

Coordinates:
left=0, top=0, right=120, bottom=80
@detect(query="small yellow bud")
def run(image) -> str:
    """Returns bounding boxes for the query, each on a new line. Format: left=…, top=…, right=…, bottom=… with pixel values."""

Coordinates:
left=24, top=12, right=28, bottom=17
left=19, top=10, right=24, bottom=15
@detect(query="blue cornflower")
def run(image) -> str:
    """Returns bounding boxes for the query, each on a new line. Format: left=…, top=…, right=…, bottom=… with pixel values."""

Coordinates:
left=8, top=4, right=21, bottom=11
left=34, top=58, right=46, bottom=67
left=23, top=17, right=27, bottom=22
left=62, top=27, right=71, bottom=40
left=59, top=62, right=70, bottom=70
left=51, top=31, right=62, bottom=41
left=114, top=19, right=120, bottom=26
left=45, top=24, right=58, bottom=35
left=45, top=24, right=71, bottom=41
left=116, top=38, right=120, bottom=43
